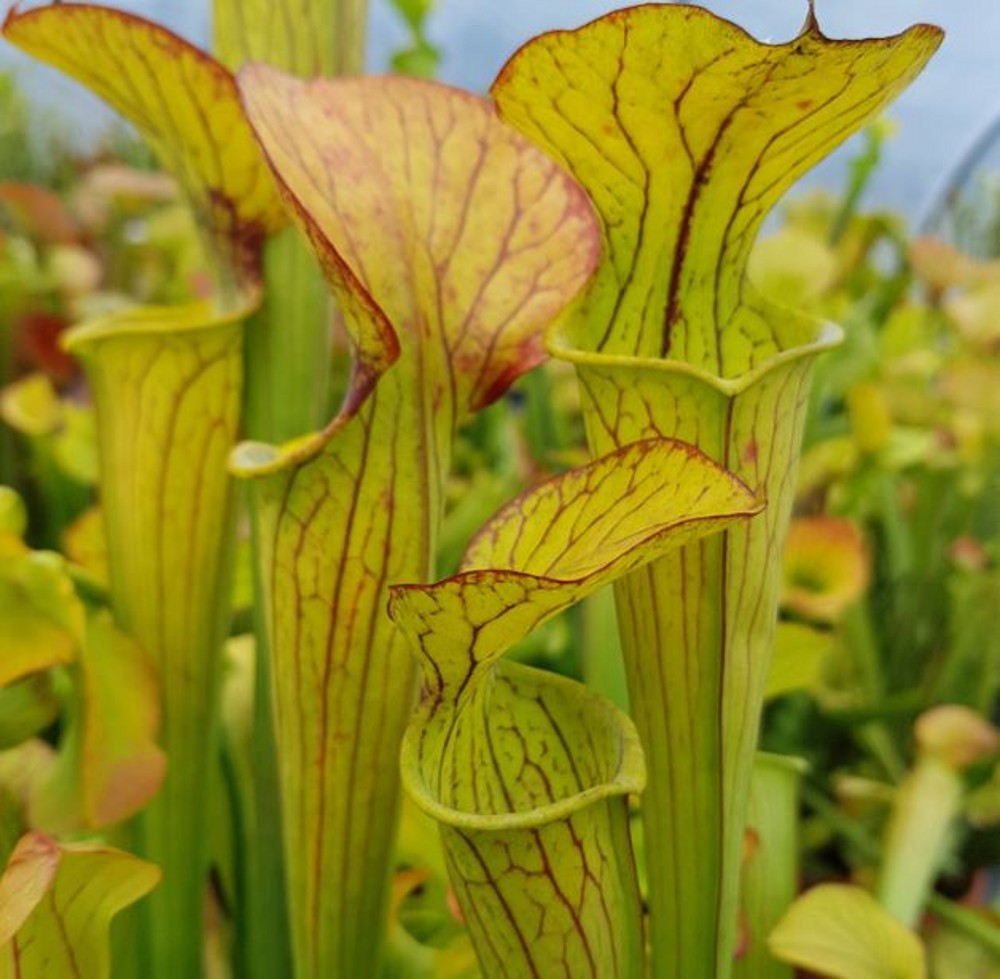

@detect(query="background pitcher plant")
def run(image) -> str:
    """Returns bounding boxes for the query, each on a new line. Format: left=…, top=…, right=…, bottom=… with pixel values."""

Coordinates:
left=2, top=6, right=288, bottom=976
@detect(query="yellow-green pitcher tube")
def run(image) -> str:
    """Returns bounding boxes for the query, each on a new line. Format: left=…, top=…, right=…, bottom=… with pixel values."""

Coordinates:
left=492, top=7, right=941, bottom=974
left=409, top=672, right=646, bottom=979
left=554, top=319, right=839, bottom=978
left=63, top=299, right=246, bottom=979
left=234, top=369, right=449, bottom=979
left=391, top=438, right=762, bottom=979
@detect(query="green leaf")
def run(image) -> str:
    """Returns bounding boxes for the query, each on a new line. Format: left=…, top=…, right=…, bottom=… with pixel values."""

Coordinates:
left=769, top=884, right=926, bottom=979
left=0, top=374, right=61, bottom=438
left=766, top=622, right=833, bottom=701
left=0, top=489, right=26, bottom=539
left=0, top=832, right=160, bottom=979
left=0, top=538, right=82, bottom=687
left=390, top=0, right=434, bottom=34
left=735, top=753, right=807, bottom=979
left=0, top=675, right=61, bottom=752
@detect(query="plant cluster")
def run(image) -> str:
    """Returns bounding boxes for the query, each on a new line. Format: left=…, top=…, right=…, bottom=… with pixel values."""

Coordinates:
left=5, top=2, right=1000, bottom=979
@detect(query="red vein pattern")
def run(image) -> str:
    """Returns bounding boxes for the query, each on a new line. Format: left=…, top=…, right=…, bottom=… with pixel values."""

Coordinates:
left=233, top=70, right=601, bottom=979
left=492, top=8, right=941, bottom=978
left=64, top=301, right=244, bottom=978
left=570, top=353, right=824, bottom=978
left=0, top=832, right=159, bottom=979
left=3, top=5, right=287, bottom=288
left=492, top=5, right=942, bottom=373
left=390, top=440, right=759, bottom=978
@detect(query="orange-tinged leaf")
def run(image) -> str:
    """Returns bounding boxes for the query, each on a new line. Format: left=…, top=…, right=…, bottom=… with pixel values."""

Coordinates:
left=0, top=832, right=59, bottom=948
left=2, top=4, right=287, bottom=287
left=0, top=183, right=80, bottom=245
left=782, top=517, right=870, bottom=623
left=493, top=6, right=942, bottom=373
left=31, top=611, right=165, bottom=833
left=0, top=832, right=160, bottom=979
left=237, top=67, right=600, bottom=444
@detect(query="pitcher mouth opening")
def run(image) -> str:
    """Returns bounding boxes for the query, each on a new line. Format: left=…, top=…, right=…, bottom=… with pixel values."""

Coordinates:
left=400, top=664, right=646, bottom=833
left=548, top=303, right=843, bottom=397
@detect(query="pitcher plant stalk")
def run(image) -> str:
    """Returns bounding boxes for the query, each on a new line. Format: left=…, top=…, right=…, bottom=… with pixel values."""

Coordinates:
left=213, top=3, right=371, bottom=975
left=492, top=7, right=942, bottom=977
left=391, top=438, right=761, bottom=979
left=214, top=0, right=371, bottom=442
left=60, top=299, right=246, bottom=977
left=3, top=6, right=288, bottom=975
left=230, top=67, right=600, bottom=978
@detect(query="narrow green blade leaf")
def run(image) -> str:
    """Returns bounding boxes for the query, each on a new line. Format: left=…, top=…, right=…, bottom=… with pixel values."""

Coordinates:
left=0, top=539, right=81, bottom=687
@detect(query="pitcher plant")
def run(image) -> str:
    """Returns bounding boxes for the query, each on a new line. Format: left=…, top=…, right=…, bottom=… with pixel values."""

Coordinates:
left=392, top=437, right=761, bottom=978
left=492, top=7, right=942, bottom=976
left=230, top=66, right=600, bottom=978
left=3, top=6, right=288, bottom=975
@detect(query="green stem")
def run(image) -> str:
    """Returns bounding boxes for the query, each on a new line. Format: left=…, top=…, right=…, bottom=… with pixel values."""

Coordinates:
left=927, top=895, right=1000, bottom=958
left=243, top=229, right=332, bottom=444
left=735, top=754, right=807, bottom=979
left=841, top=602, right=906, bottom=780
left=803, top=782, right=1000, bottom=955
left=578, top=586, right=628, bottom=714
left=230, top=507, right=293, bottom=979
left=877, top=758, right=962, bottom=928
